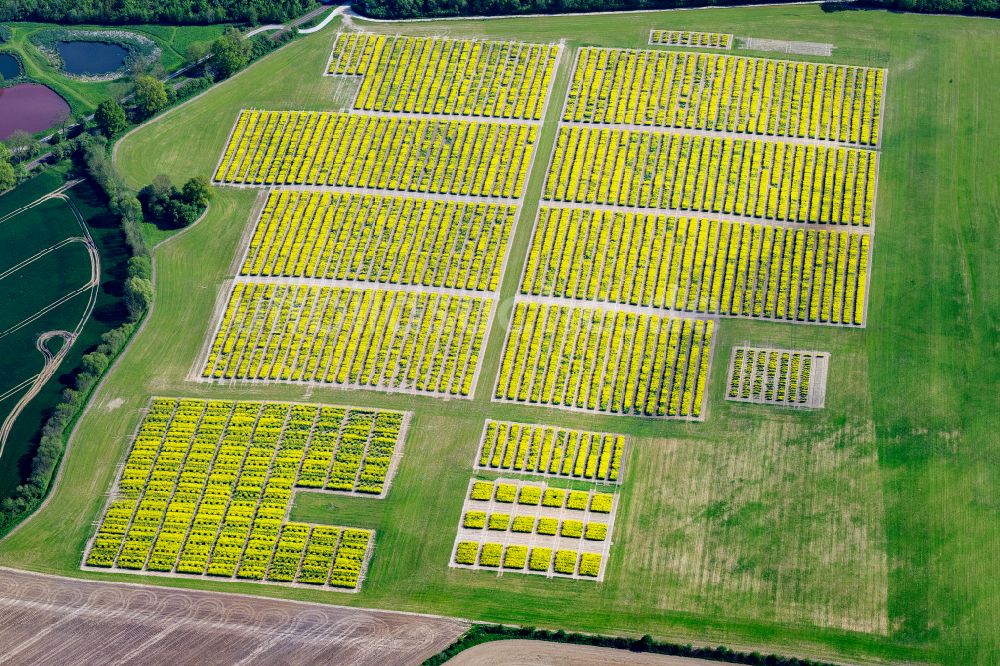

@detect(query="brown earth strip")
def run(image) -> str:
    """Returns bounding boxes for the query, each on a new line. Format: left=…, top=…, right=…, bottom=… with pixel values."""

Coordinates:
left=0, top=567, right=467, bottom=666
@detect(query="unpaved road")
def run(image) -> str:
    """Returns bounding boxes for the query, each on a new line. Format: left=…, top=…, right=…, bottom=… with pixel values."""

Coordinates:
left=448, top=640, right=726, bottom=666
left=0, top=567, right=467, bottom=666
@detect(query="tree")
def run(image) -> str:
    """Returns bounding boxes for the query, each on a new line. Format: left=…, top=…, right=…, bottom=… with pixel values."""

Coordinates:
left=123, top=276, right=153, bottom=321
left=181, top=176, right=212, bottom=208
left=184, top=41, right=210, bottom=67
left=94, top=98, right=128, bottom=137
left=0, top=160, right=15, bottom=191
left=131, top=74, right=167, bottom=119
left=3, top=130, right=37, bottom=161
left=210, top=28, right=250, bottom=80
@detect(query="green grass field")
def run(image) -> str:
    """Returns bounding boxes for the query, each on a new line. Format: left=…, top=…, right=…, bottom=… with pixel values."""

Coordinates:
left=2, top=6, right=997, bottom=665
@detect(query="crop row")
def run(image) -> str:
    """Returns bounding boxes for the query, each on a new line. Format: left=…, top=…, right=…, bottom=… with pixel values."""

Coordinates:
left=476, top=420, right=626, bottom=483
left=496, top=302, right=713, bottom=418
left=727, top=347, right=828, bottom=406
left=648, top=30, right=733, bottom=49
left=566, top=47, right=884, bottom=146
left=454, top=541, right=602, bottom=577
left=242, top=190, right=516, bottom=292
left=328, top=33, right=558, bottom=120
left=462, top=509, right=609, bottom=541
left=203, top=283, right=491, bottom=396
left=469, top=479, right=615, bottom=513
left=544, top=127, right=877, bottom=226
left=523, top=207, right=870, bottom=325
left=214, top=110, right=536, bottom=198
left=85, top=398, right=382, bottom=589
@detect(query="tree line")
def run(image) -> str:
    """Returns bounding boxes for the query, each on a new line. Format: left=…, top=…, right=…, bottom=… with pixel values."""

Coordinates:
left=0, top=0, right=314, bottom=25
left=354, top=0, right=998, bottom=20
left=423, top=624, right=842, bottom=666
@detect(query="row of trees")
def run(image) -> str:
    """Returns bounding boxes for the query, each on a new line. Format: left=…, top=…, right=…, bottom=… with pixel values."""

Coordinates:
left=0, top=0, right=314, bottom=25
left=425, top=625, right=840, bottom=666
left=355, top=0, right=999, bottom=19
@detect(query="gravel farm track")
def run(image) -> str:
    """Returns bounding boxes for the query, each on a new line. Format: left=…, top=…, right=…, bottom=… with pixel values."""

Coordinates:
left=0, top=567, right=467, bottom=665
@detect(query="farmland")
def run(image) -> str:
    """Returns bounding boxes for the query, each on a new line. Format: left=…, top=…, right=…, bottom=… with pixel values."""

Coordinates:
left=85, top=397, right=406, bottom=590
left=0, top=173, right=126, bottom=499
left=2, top=6, right=998, bottom=666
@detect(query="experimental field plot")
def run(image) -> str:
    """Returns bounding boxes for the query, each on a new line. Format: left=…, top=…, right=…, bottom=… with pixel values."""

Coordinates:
left=494, top=302, right=713, bottom=419
left=725, top=346, right=830, bottom=408
left=201, top=284, right=492, bottom=397
left=451, top=478, right=617, bottom=580
left=241, top=190, right=517, bottom=292
left=327, top=33, right=560, bottom=120
left=649, top=30, right=734, bottom=50
left=214, top=110, right=537, bottom=198
left=475, top=420, right=627, bottom=483
left=84, top=398, right=411, bottom=590
left=522, top=208, right=870, bottom=325
left=566, top=47, right=884, bottom=146
left=544, top=128, right=877, bottom=226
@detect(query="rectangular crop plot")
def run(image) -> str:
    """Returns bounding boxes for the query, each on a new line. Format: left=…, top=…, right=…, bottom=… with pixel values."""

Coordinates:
left=566, top=47, right=884, bottom=146
left=522, top=207, right=871, bottom=325
left=544, top=127, right=877, bottom=226
left=494, top=302, right=713, bottom=419
left=451, top=478, right=617, bottom=580
left=201, top=283, right=492, bottom=397
left=83, top=398, right=407, bottom=589
left=649, top=30, right=733, bottom=49
left=726, top=347, right=830, bottom=407
left=241, top=190, right=517, bottom=292
left=214, top=110, right=536, bottom=198
left=327, top=33, right=559, bottom=121
left=475, top=420, right=627, bottom=483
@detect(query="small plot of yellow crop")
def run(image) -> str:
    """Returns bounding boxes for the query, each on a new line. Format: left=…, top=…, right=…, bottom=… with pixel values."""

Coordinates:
left=544, top=127, right=877, bottom=226
left=566, top=47, right=884, bottom=146
left=523, top=207, right=870, bottom=325
left=329, top=33, right=559, bottom=120
left=242, top=190, right=516, bottom=292
left=215, top=110, right=536, bottom=198
left=203, top=283, right=492, bottom=397
left=495, top=302, right=713, bottom=419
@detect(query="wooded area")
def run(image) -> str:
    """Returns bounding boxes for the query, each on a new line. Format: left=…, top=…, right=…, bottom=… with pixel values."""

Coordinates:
left=0, top=0, right=315, bottom=25
left=352, top=0, right=998, bottom=20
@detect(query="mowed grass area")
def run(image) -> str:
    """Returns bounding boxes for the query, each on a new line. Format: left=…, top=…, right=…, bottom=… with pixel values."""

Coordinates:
left=1, top=6, right=997, bottom=666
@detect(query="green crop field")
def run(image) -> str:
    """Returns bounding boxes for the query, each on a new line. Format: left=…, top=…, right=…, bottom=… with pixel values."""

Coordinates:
left=2, top=6, right=997, bottom=666
left=0, top=173, right=129, bottom=498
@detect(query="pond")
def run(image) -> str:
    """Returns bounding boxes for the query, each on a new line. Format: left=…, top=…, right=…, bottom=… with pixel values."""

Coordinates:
left=56, top=40, right=128, bottom=76
left=0, top=53, right=19, bottom=79
left=0, top=84, right=70, bottom=139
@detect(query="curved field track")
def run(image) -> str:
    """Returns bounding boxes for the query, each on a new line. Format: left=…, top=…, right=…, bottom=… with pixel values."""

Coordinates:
left=448, top=639, right=725, bottom=665
left=0, top=567, right=467, bottom=666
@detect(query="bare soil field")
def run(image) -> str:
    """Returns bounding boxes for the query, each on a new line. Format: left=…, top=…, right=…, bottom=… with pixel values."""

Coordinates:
left=0, top=567, right=467, bottom=666
left=448, top=639, right=725, bottom=665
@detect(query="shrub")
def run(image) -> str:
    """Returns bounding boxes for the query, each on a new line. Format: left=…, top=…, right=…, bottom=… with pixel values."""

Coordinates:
left=590, top=493, right=613, bottom=513
left=560, top=520, right=583, bottom=538
left=455, top=541, right=478, bottom=565
left=584, top=522, right=608, bottom=541
left=480, top=543, right=502, bottom=567
left=528, top=547, right=552, bottom=571
left=503, top=545, right=527, bottom=569
left=463, top=511, right=486, bottom=529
